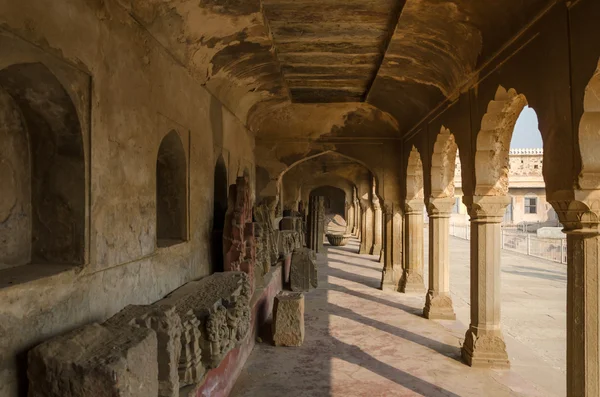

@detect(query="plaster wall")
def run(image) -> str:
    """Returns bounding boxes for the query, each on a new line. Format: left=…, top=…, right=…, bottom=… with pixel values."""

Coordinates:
left=0, top=1, right=255, bottom=395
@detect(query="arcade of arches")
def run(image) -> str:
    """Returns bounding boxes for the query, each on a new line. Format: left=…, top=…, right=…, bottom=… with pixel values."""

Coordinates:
left=1, top=1, right=600, bottom=397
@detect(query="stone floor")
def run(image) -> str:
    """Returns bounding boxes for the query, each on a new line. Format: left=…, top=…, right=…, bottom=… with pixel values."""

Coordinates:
left=231, top=236, right=566, bottom=397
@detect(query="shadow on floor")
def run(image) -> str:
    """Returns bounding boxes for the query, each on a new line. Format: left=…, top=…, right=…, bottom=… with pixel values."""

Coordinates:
left=328, top=282, right=423, bottom=316
left=232, top=237, right=465, bottom=397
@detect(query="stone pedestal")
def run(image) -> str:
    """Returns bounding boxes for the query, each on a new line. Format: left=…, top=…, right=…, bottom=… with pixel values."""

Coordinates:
left=272, top=292, right=305, bottom=346
left=400, top=199, right=425, bottom=293
left=461, top=196, right=510, bottom=368
left=371, top=200, right=383, bottom=254
left=423, top=198, right=456, bottom=320
left=28, top=324, right=158, bottom=397
left=359, top=201, right=373, bottom=255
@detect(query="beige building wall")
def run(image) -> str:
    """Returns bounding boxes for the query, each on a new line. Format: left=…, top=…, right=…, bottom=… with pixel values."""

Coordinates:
left=452, top=149, right=555, bottom=226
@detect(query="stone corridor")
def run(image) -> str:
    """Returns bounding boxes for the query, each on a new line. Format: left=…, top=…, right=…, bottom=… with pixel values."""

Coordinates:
left=231, top=237, right=565, bottom=397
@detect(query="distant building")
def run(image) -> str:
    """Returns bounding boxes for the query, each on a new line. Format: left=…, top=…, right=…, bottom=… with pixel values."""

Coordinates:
left=452, top=148, right=558, bottom=227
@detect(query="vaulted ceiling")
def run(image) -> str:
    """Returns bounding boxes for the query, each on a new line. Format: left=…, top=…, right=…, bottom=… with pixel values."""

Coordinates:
left=120, top=0, right=553, bottom=137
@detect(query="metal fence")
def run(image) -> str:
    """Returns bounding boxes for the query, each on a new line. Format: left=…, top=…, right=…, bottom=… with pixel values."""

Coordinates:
left=449, top=223, right=567, bottom=264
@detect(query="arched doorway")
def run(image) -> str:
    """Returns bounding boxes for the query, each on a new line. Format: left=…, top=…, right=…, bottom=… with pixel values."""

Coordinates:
left=212, top=155, right=228, bottom=272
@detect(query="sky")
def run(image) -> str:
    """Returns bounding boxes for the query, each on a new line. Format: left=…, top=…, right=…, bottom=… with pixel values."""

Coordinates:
left=510, top=106, right=543, bottom=148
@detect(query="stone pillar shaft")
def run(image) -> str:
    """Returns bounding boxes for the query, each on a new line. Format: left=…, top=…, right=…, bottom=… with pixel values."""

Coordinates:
left=346, top=203, right=355, bottom=235
left=423, top=198, right=455, bottom=320
left=359, top=202, right=373, bottom=255
left=566, top=232, right=600, bottom=396
left=462, top=196, right=510, bottom=368
left=380, top=204, right=397, bottom=291
left=371, top=202, right=383, bottom=254
left=400, top=199, right=425, bottom=293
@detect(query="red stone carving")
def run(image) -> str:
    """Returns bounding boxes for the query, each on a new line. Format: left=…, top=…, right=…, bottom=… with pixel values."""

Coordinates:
left=223, top=175, right=255, bottom=293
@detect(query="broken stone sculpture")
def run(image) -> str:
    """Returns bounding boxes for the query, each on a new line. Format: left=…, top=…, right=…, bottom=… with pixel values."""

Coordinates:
left=272, top=292, right=305, bottom=347
left=290, top=247, right=317, bottom=292
left=254, top=197, right=279, bottom=275
left=28, top=323, right=158, bottom=397
left=223, top=175, right=256, bottom=292
left=159, top=271, right=251, bottom=387
left=105, top=304, right=182, bottom=397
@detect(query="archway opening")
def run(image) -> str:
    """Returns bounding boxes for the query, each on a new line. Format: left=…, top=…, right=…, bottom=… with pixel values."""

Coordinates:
left=212, top=155, right=228, bottom=272
left=0, top=63, right=85, bottom=274
left=471, top=87, right=565, bottom=391
left=156, top=130, right=187, bottom=247
left=310, top=185, right=346, bottom=234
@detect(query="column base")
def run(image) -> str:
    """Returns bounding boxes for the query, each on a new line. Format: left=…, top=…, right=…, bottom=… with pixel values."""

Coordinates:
left=423, top=292, right=456, bottom=320
left=461, top=327, right=510, bottom=369
left=380, top=268, right=396, bottom=291
left=399, top=270, right=425, bottom=293
left=370, top=244, right=382, bottom=255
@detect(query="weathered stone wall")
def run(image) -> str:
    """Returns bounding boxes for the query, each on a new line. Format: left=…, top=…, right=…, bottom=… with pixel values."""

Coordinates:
left=0, top=1, right=255, bottom=396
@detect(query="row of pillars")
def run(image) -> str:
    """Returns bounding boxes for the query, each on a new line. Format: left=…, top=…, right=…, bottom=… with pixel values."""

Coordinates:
left=351, top=194, right=598, bottom=396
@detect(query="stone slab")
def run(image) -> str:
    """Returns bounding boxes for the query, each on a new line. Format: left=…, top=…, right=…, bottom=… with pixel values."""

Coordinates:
left=272, top=292, right=305, bottom=347
left=28, top=323, right=158, bottom=397
left=290, top=248, right=317, bottom=292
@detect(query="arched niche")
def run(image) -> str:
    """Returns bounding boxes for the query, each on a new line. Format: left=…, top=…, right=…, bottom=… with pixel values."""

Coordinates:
left=212, top=154, right=228, bottom=272
left=406, top=146, right=425, bottom=201
left=0, top=62, right=85, bottom=270
left=431, top=127, right=458, bottom=198
left=156, top=130, right=188, bottom=247
left=474, top=86, right=529, bottom=196
left=579, top=58, right=600, bottom=190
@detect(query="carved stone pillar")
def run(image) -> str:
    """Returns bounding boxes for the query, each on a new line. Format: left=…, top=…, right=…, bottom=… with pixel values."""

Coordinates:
left=400, top=199, right=425, bottom=293
left=307, top=196, right=325, bottom=253
left=371, top=199, right=383, bottom=255
left=380, top=203, right=396, bottom=291
left=423, top=197, right=456, bottom=320
left=359, top=201, right=373, bottom=254
left=346, top=202, right=355, bottom=235
left=462, top=195, right=510, bottom=368
left=551, top=195, right=600, bottom=397
left=392, top=207, right=403, bottom=287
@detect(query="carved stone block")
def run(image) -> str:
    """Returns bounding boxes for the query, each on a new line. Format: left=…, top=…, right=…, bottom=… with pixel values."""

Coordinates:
left=159, top=272, right=251, bottom=386
left=272, top=292, right=305, bottom=347
left=105, top=304, right=182, bottom=397
left=28, top=323, right=158, bottom=397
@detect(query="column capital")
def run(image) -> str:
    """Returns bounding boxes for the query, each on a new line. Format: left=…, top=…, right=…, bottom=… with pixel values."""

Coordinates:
left=382, top=203, right=394, bottom=216
left=359, top=199, right=370, bottom=211
left=372, top=199, right=381, bottom=211
left=405, top=199, right=424, bottom=215
left=426, top=197, right=455, bottom=218
left=465, top=195, right=510, bottom=223
left=549, top=190, right=600, bottom=235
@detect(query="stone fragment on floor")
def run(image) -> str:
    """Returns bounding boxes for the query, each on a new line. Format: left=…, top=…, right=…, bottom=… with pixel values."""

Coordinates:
left=290, top=247, right=317, bottom=291
left=28, top=323, right=158, bottom=397
left=272, top=292, right=305, bottom=346
left=105, top=304, right=182, bottom=397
